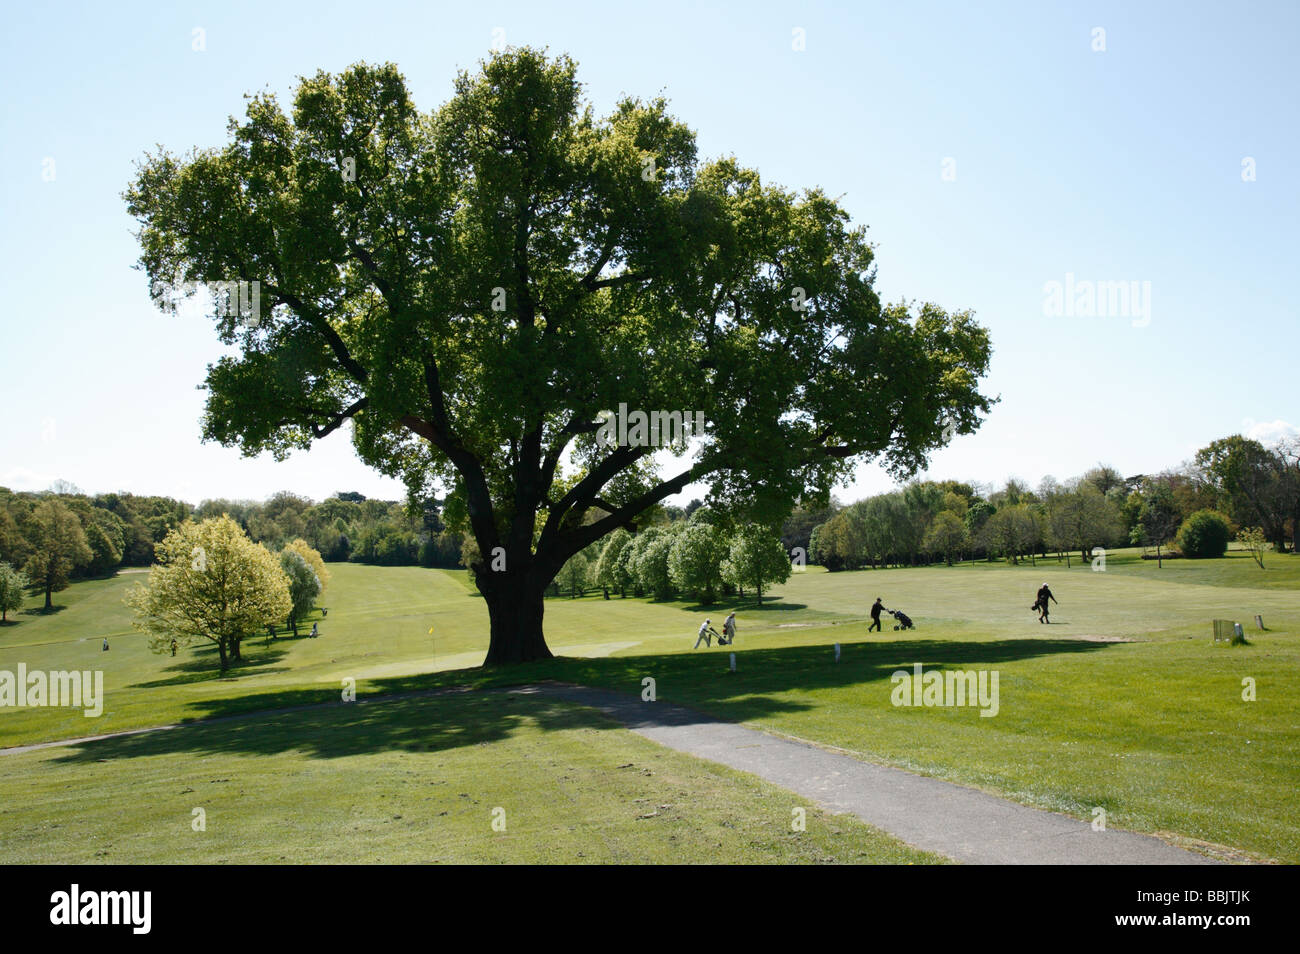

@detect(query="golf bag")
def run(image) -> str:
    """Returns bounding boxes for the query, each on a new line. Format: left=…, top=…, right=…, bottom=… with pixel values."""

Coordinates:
left=888, top=608, right=915, bottom=631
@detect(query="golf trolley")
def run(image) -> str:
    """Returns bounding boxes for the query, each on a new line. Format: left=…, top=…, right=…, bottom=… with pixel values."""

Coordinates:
left=886, top=608, right=915, bottom=631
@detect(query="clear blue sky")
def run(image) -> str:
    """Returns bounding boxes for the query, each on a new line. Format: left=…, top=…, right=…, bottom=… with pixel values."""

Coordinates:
left=1, top=0, right=1296, bottom=506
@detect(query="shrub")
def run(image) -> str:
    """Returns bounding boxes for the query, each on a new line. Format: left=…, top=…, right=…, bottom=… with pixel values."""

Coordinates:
left=1176, top=509, right=1232, bottom=559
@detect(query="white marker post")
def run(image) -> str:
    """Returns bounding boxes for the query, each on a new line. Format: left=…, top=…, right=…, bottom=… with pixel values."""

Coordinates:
left=834, top=643, right=841, bottom=662
left=729, top=653, right=736, bottom=672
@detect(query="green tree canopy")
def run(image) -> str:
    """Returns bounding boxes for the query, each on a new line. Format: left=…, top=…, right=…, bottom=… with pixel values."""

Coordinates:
left=1177, top=509, right=1232, bottom=559
left=125, top=50, right=994, bottom=663
left=279, top=547, right=322, bottom=634
left=922, top=510, right=968, bottom=566
left=21, top=500, right=92, bottom=610
left=667, top=520, right=727, bottom=603
left=594, top=527, right=633, bottom=597
left=127, top=516, right=292, bottom=670
left=0, top=562, right=28, bottom=622
left=721, top=526, right=792, bottom=604
left=1133, top=479, right=1181, bottom=567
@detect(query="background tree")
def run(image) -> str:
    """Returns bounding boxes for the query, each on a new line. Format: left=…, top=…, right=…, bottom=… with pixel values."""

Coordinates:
left=1133, top=479, right=1181, bottom=568
left=83, top=518, right=124, bottom=576
left=1046, top=484, right=1122, bottom=565
left=922, top=510, right=967, bottom=566
left=1237, top=527, right=1267, bottom=568
left=558, top=548, right=592, bottom=598
left=285, top=538, right=330, bottom=590
left=0, top=508, right=29, bottom=567
left=633, top=529, right=677, bottom=601
left=667, top=520, right=727, bottom=603
left=279, top=548, right=322, bottom=634
left=963, top=499, right=996, bottom=560
left=126, top=50, right=994, bottom=664
left=127, top=516, right=291, bottom=670
left=1082, top=464, right=1124, bottom=497
left=1195, top=436, right=1295, bottom=552
left=594, top=528, right=633, bottom=598
left=780, top=497, right=839, bottom=561
left=459, top=535, right=483, bottom=584
left=1176, top=509, right=1232, bottom=559
left=0, top=562, right=28, bottom=622
left=21, top=500, right=92, bottom=610
left=980, top=507, right=1021, bottom=563
left=614, top=530, right=644, bottom=597
left=721, top=526, right=792, bottom=604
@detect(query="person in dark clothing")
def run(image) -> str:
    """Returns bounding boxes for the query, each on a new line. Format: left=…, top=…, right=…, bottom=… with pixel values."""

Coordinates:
left=869, top=597, right=884, bottom=632
left=1035, top=583, right=1057, bottom=623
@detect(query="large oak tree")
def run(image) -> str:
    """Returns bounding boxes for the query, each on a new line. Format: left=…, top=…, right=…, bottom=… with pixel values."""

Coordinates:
left=126, top=50, right=994, bottom=664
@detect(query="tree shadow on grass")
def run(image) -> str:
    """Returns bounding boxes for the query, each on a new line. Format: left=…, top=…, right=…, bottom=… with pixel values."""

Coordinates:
left=544, top=636, right=1115, bottom=724
left=21, top=605, right=65, bottom=617
left=680, top=598, right=809, bottom=613
left=49, top=686, right=636, bottom=765
left=49, top=636, right=1115, bottom=767
left=130, top=643, right=292, bottom=688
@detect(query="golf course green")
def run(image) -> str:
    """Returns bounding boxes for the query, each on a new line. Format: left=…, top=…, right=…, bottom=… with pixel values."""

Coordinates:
left=0, top=547, right=1295, bottom=863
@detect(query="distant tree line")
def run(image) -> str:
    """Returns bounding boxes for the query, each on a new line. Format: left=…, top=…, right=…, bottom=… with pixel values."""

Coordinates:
left=1, top=430, right=1292, bottom=615
left=0, top=486, right=463, bottom=612
left=801, top=433, right=1299, bottom=570
left=463, top=504, right=792, bottom=606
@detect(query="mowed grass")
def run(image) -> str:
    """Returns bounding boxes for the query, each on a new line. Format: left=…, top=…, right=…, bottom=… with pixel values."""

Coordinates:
left=1, top=547, right=1297, bottom=862
left=0, top=688, right=941, bottom=864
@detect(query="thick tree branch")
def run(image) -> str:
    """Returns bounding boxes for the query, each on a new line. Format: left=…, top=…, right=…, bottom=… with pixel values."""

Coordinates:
left=263, top=283, right=370, bottom=384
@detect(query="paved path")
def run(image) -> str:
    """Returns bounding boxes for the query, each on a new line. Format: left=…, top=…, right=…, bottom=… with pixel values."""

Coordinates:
left=519, top=684, right=1217, bottom=865
left=3, top=681, right=1219, bottom=864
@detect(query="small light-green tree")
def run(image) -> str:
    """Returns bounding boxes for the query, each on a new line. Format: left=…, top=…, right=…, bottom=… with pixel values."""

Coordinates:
left=127, top=515, right=291, bottom=670
left=558, top=549, right=591, bottom=598
left=280, top=548, right=323, bottom=634
left=631, top=527, right=677, bottom=601
left=0, top=562, right=28, bottom=622
left=595, top=528, right=633, bottom=598
left=1237, top=527, right=1267, bottom=568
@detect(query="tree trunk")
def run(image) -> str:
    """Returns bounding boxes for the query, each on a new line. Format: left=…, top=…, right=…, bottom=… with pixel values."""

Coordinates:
left=216, top=638, right=228, bottom=671
left=480, top=573, right=554, bottom=666
left=44, top=578, right=53, bottom=610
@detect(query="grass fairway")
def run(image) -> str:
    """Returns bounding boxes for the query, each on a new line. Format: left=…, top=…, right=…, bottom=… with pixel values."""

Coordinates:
left=0, top=688, right=940, bottom=864
left=1, top=548, right=1297, bottom=863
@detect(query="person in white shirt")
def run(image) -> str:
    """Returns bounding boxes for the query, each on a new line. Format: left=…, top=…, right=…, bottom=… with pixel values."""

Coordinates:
left=694, top=619, right=718, bottom=649
left=721, top=612, right=737, bottom=645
